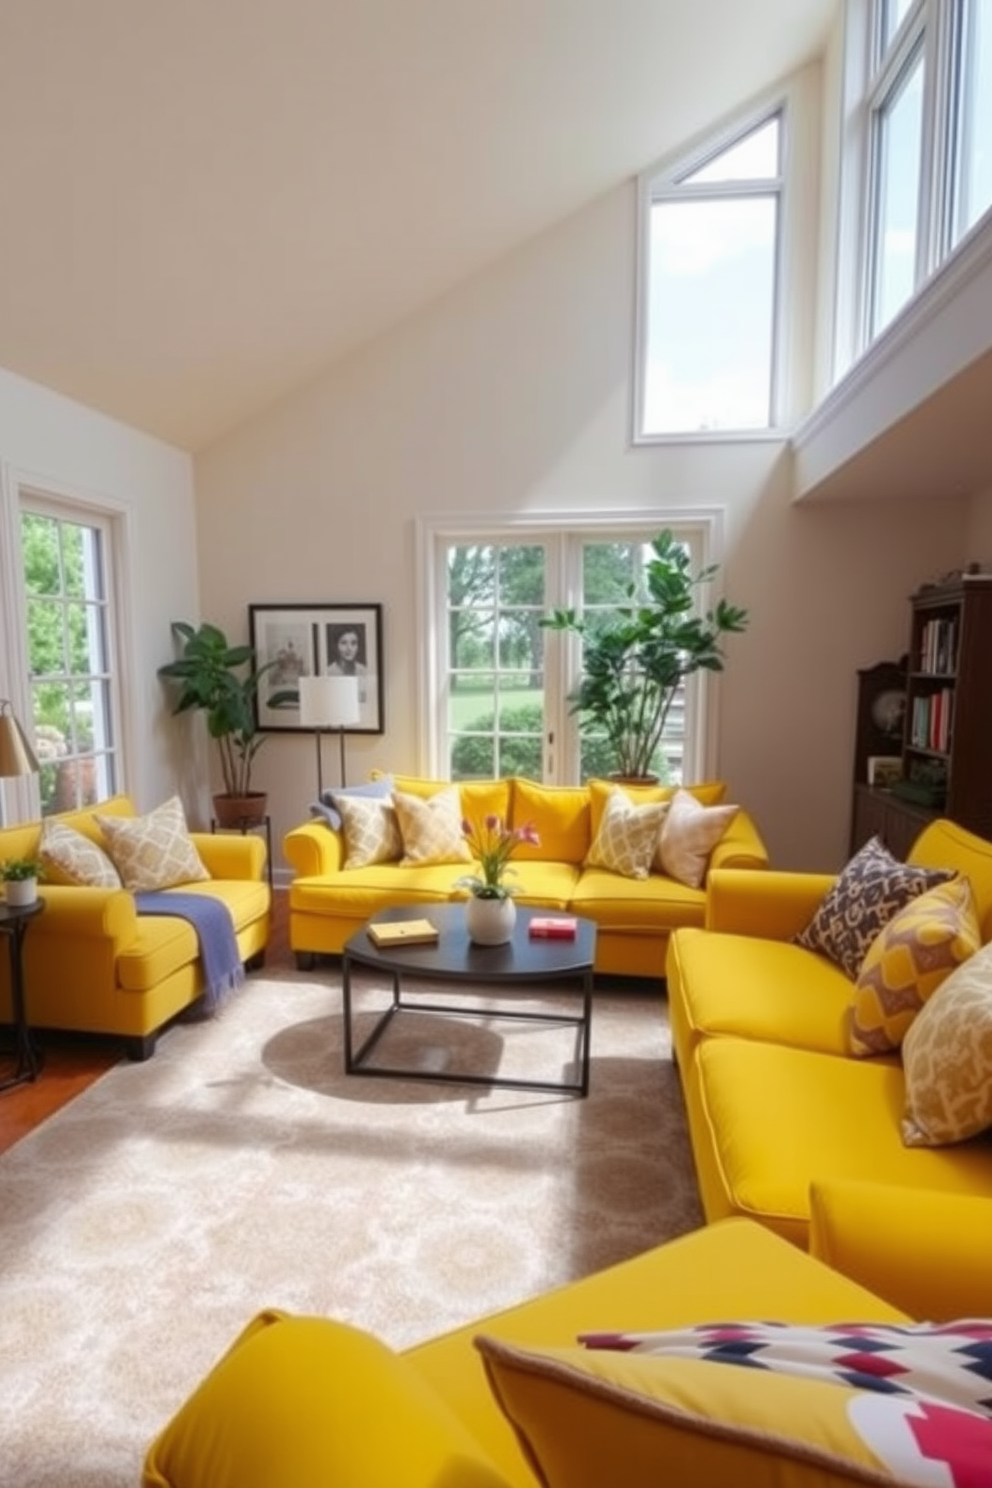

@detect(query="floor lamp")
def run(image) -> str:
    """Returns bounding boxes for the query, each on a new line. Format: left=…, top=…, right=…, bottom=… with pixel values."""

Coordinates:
left=0, top=699, right=40, bottom=823
left=298, top=676, right=361, bottom=796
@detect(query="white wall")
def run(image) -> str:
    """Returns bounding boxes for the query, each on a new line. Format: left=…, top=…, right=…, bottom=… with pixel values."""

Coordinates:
left=196, top=175, right=969, bottom=873
left=0, top=365, right=200, bottom=821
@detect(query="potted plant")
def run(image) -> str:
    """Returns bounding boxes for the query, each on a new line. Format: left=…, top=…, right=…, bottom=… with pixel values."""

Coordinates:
left=1, top=857, right=43, bottom=907
left=541, top=530, right=749, bottom=782
left=158, top=621, right=276, bottom=827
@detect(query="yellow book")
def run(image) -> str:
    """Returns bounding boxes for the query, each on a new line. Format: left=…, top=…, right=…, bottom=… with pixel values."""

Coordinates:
left=367, top=918, right=439, bottom=947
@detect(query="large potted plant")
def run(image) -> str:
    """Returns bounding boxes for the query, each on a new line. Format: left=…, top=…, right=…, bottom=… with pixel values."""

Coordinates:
left=541, top=530, right=749, bottom=782
left=158, top=621, right=275, bottom=826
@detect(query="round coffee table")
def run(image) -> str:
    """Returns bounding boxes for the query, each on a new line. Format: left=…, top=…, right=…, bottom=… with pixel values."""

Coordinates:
left=342, top=903, right=597, bottom=1096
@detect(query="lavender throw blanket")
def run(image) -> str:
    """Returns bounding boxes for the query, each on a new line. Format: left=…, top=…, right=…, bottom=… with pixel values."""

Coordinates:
left=135, top=891, right=245, bottom=1014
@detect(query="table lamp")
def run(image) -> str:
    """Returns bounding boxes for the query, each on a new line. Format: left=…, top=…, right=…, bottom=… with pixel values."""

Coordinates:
left=298, top=676, right=361, bottom=795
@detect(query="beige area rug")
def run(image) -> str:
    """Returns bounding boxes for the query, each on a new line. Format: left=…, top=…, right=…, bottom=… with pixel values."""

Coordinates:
left=0, top=964, right=702, bottom=1487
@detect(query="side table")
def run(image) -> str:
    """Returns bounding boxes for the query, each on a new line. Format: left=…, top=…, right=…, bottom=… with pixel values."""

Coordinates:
left=0, top=898, right=44, bottom=1093
left=210, top=813, right=274, bottom=891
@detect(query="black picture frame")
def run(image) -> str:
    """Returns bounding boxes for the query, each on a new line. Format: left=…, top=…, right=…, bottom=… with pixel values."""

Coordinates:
left=249, top=603, right=384, bottom=734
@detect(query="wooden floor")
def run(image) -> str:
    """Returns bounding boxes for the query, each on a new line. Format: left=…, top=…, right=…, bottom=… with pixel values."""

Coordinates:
left=0, top=890, right=294, bottom=1158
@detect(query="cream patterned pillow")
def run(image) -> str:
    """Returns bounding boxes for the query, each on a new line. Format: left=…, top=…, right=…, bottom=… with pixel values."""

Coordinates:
left=392, top=787, right=471, bottom=867
left=332, top=793, right=403, bottom=869
left=96, top=796, right=209, bottom=892
left=38, top=818, right=122, bottom=888
left=901, top=938, right=992, bottom=1146
left=656, top=789, right=738, bottom=889
left=585, top=788, right=668, bottom=880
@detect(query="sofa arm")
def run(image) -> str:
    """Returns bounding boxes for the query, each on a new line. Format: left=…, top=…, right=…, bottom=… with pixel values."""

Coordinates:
left=707, top=810, right=769, bottom=874
left=810, top=1181, right=992, bottom=1322
left=705, top=868, right=836, bottom=939
left=35, top=885, right=139, bottom=944
left=192, top=832, right=266, bottom=882
left=283, top=820, right=345, bottom=877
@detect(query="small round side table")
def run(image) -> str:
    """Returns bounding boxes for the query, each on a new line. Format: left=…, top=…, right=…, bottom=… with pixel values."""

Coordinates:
left=0, top=897, right=45, bottom=1093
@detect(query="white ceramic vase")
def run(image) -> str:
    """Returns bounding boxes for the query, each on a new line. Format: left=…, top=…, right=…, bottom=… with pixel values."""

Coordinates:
left=4, top=877, right=38, bottom=907
left=465, top=894, right=516, bottom=946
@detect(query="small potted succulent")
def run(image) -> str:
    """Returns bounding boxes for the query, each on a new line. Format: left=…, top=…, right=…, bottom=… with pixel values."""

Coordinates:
left=0, top=857, right=44, bottom=907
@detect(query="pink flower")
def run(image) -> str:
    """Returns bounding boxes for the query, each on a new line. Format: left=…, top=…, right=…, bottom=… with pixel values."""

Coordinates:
left=456, top=814, right=541, bottom=900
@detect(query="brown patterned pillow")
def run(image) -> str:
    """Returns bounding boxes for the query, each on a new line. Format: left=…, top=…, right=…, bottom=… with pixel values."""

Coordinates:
left=793, top=836, right=954, bottom=981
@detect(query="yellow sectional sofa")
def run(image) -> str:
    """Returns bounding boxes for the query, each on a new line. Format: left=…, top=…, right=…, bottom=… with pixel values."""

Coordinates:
left=666, top=817, right=992, bottom=1247
left=144, top=1183, right=992, bottom=1487
left=283, top=773, right=769, bottom=980
left=0, top=795, right=271, bottom=1060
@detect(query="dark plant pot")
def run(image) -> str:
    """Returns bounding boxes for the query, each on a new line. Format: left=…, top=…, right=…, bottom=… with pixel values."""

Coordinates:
left=608, top=773, right=660, bottom=787
left=213, top=792, right=268, bottom=828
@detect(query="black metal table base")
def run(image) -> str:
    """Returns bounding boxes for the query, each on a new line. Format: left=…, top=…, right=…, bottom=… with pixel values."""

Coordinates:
left=0, top=902, right=44, bottom=1094
left=343, top=968, right=593, bottom=1097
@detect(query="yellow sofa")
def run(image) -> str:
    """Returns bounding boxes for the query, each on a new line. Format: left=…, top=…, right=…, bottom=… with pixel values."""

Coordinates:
left=666, top=817, right=992, bottom=1247
left=143, top=1183, right=992, bottom=1487
left=283, top=773, right=768, bottom=980
left=0, top=796, right=271, bottom=1060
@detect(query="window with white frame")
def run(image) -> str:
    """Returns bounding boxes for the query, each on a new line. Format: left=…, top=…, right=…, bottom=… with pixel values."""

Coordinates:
left=19, top=497, right=122, bottom=815
left=636, top=107, right=785, bottom=439
left=421, top=517, right=719, bottom=787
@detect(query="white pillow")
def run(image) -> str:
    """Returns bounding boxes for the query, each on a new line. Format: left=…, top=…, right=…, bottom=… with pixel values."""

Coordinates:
left=656, top=788, right=738, bottom=889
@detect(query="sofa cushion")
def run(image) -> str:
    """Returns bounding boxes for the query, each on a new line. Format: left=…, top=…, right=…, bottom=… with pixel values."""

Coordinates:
left=509, top=780, right=591, bottom=864
left=584, top=788, right=667, bottom=879
left=656, top=789, right=739, bottom=887
left=143, top=1309, right=510, bottom=1488
left=793, top=836, right=954, bottom=981
left=393, top=786, right=472, bottom=867
left=38, top=817, right=122, bottom=888
left=901, top=938, right=992, bottom=1147
left=850, top=875, right=981, bottom=1056
left=570, top=868, right=706, bottom=931
left=334, top=793, right=403, bottom=868
left=96, top=796, right=210, bottom=892
left=374, top=773, right=512, bottom=825
left=476, top=1332, right=992, bottom=1488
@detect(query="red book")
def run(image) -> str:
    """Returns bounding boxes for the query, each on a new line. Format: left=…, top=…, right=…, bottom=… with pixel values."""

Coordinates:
left=529, top=916, right=578, bottom=940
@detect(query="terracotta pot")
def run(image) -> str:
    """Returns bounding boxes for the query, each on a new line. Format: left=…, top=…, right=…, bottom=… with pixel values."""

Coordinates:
left=464, top=894, right=516, bottom=946
left=212, top=792, right=268, bottom=829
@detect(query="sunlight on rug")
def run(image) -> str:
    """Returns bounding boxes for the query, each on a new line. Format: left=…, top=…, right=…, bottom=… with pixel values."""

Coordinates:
left=0, top=967, right=701, bottom=1488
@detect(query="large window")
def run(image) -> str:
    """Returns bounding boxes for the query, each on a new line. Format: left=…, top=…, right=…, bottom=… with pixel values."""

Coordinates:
left=422, top=517, right=719, bottom=786
left=636, top=109, right=784, bottom=438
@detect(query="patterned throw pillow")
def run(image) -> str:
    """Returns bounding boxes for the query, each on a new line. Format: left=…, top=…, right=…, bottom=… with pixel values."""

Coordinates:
left=849, top=875, right=980, bottom=1055
left=332, top=793, right=403, bottom=869
left=793, top=837, right=954, bottom=981
left=96, top=796, right=209, bottom=892
left=38, top=818, right=122, bottom=888
left=392, top=787, right=471, bottom=867
left=901, top=938, right=992, bottom=1146
left=655, top=789, right=739, bottom=889
left=584, top=788, right=668, bottom=880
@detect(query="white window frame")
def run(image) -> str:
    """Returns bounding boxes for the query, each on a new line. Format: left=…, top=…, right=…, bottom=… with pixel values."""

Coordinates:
left=415, top=509, right=725, bottom=786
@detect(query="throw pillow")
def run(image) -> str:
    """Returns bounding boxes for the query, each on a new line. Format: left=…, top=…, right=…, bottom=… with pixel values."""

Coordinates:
left=309, top=776, right=394, bottom=831
left=655, top=789, right=739, bottom=888
left=332, top=793, right=403, bottom=869
left=901, top=937, right=992, bottom=1146
left=95, top=796, right=209, bottom=892
left=584, top=788, right=668, bottom=880
left=792, top=836, right=954, bottom=982
left=392, top=786, right=471, bottom=867
left=849, top=875, right=981, bottom=1055
left=38, top=817, right=122, bottom=888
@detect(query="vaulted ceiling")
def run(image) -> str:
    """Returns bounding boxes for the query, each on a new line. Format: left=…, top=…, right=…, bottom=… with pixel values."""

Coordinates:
left=0, top=0, right=837, bottom=452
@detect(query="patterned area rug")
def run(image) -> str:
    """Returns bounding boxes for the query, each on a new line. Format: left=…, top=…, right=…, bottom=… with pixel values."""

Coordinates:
left=0, top=965, right=701, bottom=1487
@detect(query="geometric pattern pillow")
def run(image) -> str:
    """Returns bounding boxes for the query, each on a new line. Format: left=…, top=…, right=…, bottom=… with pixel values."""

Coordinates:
left=392, top=787, right=472, bottom=868
left=95, top=796, right=210, bottom=892
left=901, top=938, right=992, bottom=1146
left=584, top=788, right=668, bottom=880
left=793, top=836, right=954, bottom=982
left=849, top=875, right=980, bottom=1056
left=38, top=817, right=122, bottom=888
left=655, top=789, right=739, bottom=888
left=333, top=793, right=403, bottom=869
left=311, top=776, right=395, bottom=831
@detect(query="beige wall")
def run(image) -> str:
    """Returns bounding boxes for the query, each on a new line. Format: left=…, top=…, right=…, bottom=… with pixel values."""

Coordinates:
left=195, top=179, right=968, bottom=873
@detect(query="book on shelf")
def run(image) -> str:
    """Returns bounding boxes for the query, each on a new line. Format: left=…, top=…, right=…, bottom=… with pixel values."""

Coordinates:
left=367, top=918, right=439, bottom=947
left=528, top=916, right=578, bottom=940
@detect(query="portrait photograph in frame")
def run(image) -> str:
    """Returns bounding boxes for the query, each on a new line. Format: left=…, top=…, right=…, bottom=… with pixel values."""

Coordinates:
left=249, top=603, right=384, bottom=734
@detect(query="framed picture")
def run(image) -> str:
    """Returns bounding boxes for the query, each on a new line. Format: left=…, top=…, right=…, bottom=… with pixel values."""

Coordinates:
left=867, top=755, right=902, bottom=788
left=249, top=603, right=384, bottom=734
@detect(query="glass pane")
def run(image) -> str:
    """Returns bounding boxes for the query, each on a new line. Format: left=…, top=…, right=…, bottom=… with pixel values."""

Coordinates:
left=27, top=598, right=67, bottom=676
left=448, top=676, right=495, bottom=730
left=582, top=544, right=637, bottom=604
left=952, top=0, right=992, bottom=244
left=496, top=546, right=544, bottom=606
left=870, top=49, right=924, bottom=336
left=645, top=196, right=776, bottom=433
left=683, top=116, right=780, bottom=184
left=450, top=735, right=495, bottom=780
left=882, top=0, right=914, bottom=51
left=451, top=616, right=494, bottom=669
left=496, top=735, right=541, bottom=780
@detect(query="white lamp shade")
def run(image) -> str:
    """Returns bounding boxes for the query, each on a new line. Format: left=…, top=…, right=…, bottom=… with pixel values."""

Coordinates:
left=298, top=675, right=361, bottom=729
